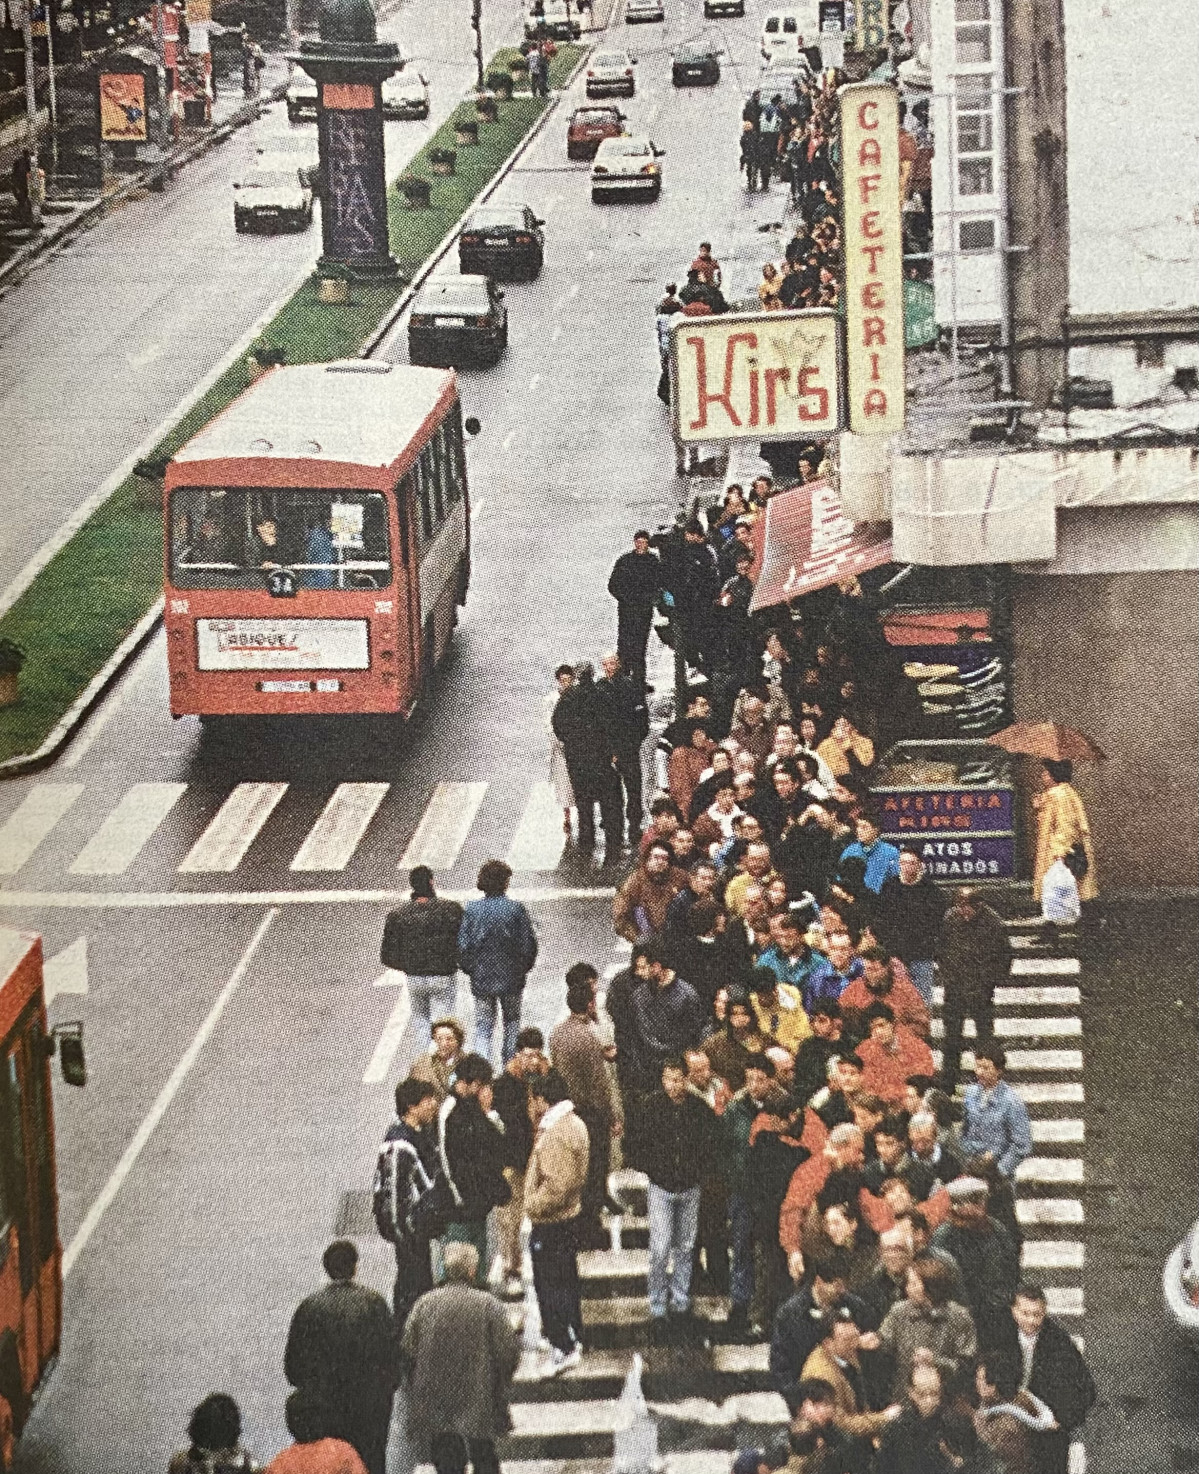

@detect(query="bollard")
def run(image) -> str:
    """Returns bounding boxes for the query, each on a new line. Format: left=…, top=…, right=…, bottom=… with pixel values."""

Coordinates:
left=521, top=1269, right=542, bottom=1352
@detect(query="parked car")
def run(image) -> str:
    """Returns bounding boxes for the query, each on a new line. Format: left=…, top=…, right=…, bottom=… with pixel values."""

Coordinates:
left=408, top=276, right=508, bottom=368
left=233, top=165, right=314, bottom=232
left=285, top=69, right=318, bottom=121
left=566, top=103, right=626, bottom=160
left=382, top=68, right=430, bottom=119
left=1164, top=1216, right=1199, bottom=1345
left=704, top=0, right=744, bottom=15
left=625, top=0, right=664, bottom=21
left=524, top=0, right=581, bottom=39
left=758, top=54, right=814, bottom=92
left=760, top=6, right=819, bottom=61
left=672, top=37, right=722, bottom=85
left=586, top=48, right=637, bottom=98
left=591, top=133, right=663, bottom=203
left=459, top=203, right=545, bottom=281
left=256, top=131, right=320, bottom=192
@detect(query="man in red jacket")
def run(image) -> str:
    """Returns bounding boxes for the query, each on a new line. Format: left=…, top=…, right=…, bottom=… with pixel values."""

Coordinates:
left=855, top=1002, right=935, bottom=1108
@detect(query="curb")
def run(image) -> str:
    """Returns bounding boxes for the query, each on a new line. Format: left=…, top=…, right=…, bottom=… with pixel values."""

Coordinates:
left=0, top=81, right=290, bottom=300
left=0, top=45, right=594, bottom=777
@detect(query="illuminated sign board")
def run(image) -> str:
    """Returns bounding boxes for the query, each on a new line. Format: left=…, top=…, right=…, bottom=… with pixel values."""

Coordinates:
left=670, top=309, right=841, bottom=445
left=195, top=618, right=369, bottom=671
left=840, top=83, right=905, bottom=435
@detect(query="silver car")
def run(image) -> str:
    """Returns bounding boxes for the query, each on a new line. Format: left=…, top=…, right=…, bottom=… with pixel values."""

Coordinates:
left=625, top=0, right=665, bottom=21
left=586, top=48, right=637, bottom=97
left=1164, top=1216, right=1199, bottom=1344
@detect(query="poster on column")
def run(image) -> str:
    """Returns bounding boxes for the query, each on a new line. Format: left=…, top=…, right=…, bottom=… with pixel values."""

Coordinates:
left=840, top=82, right=905, bottom=435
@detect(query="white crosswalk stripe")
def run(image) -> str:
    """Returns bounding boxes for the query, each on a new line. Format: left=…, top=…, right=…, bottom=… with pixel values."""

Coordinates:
left=1017, top=1156, right=1085, bottom=1184
left=1016, top=1197, right=1085, bottom=1225
left=1016, top=1081, right=1085, bottom=1104
left=0, top=783, right=83, bottom=874
left=178, top=782, right=288, bottom=873
left=930, top=1015, right=1082, bottom=1039
left=932, top=1047, right=1083, bottom=1071
left=507, top=781, right=567, bottom=871
left=290, top=783, right=390, bottom=872
left=1047, top=1287, right=1085, bottom=1316
left=1031, top=1118, right=1085, bottom=1144
left=933, top=984, right=1081, bottom=1007
left=1011, top=956, right=1082, bottom=975
left=1021, top=1239, right=1086, bottom=1270
left=69, top=783, right=187, bottom=875
left=400, top=781, right=488, bottom=871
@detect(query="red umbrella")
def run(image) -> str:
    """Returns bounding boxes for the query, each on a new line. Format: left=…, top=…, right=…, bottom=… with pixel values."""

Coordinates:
left=986, top=722, right=1106, bottom=763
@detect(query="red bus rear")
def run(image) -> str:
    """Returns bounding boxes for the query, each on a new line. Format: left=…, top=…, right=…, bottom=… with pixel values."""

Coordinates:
left=164, top=360, right=471, bottom=719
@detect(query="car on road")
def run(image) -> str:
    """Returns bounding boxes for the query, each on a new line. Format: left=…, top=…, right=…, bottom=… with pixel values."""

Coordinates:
left=233, top=165, right=314, bottom=232
left=458, top=203, right=545, bottom=281
left=758, top=54, right=814, bottom=93
left=524, top=0, right=581, bottom=39
left=625, top=0, right=664, bottom=22
left=256, top=131, right=320, bottom=192
left=591, top=133, right=663, bottom=202
left=566, top=103, right=627, bottom=160
left=285, top=68, right=318, bottom=121
left=586, top=48, right=637, bottom=97
left=408, top=275, right=508, bottom=368
left=1164, top=1215, right=1199, bottom=1345
left=382, top=68, right=430, bottom=119
left=672, top=37, right=722, bottom=85
left=704, top=0, right=744, bottom=15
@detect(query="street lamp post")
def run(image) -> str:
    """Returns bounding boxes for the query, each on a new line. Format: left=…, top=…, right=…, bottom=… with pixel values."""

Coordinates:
left=16, top=0, right=43, bottom=225
left=470, top=0, right=483, bottom=90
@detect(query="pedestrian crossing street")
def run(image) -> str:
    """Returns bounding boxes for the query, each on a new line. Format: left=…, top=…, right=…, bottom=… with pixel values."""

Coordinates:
left=0, top=775, right=583, bottom=885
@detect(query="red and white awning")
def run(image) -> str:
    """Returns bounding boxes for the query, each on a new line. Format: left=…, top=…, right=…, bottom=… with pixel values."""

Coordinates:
left=748, top=480, right=893, bottom=612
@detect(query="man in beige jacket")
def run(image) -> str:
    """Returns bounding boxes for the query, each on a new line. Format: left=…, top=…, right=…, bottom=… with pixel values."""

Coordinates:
left=525, top=1069, right=590, bottom=1377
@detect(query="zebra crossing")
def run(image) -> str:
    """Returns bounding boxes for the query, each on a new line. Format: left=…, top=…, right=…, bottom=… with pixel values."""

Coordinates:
left=0, top=774, right=587, bottom=886
left=465, top=915, right=1090, bottom=1474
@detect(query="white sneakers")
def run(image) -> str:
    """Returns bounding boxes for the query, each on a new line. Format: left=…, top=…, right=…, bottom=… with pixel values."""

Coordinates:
left=541, top=1343, right=583, bottom=1378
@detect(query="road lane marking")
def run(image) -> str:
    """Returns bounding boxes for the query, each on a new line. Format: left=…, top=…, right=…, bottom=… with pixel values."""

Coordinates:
left=0, top=884, right=618, bottom=908
left=933, top=984, right=1081, bottom=1007
left=529, top=372, right=542, bottom=391
left=0, top=784, right=84, bottom=874
left=931, top=1048, right=1083, bottom=1072
left=1031, top=1118, right=1085, bottom=1144
left=1016, top=1156, right=1084, bottom=1184
left=178, top=782, right=289, bottom=873
left=1021, top=1240, right=1086, bottom=1270
left=69, top=783, right=188, bottom=875
left=62, top=907, right=277, bottom=1279
left=552, top=324, right=563, bottom=341
left=363, top=977, right=412, bottom=1084
left=507, top=781, right=566, bottom=871
left=399, top=781, right=488, bottom=870
left=1016, top=1081, right=1085, bottom=1104
left=930, top=1015, right=1081, bottom=1040
left=1012, top=956, right=1081, bottom=975
left=1047, top=1287, right=1085, bottom=1316
left=290, top=783, right=390, bottom=871
left=1016, top=1197, right=1085, bottom=1225
left=44, top=937, right=89, bottom=1004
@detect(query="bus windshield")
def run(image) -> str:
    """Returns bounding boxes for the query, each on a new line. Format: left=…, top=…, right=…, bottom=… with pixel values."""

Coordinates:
left=170, top=487, right=392, bottom=591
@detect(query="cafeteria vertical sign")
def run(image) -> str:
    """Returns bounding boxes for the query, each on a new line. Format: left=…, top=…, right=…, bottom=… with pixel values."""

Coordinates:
left=840, top=83, right=904, bottom=435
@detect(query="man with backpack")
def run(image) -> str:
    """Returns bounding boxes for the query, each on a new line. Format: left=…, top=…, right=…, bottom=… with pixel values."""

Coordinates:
left=373, top=1078, right=442, bottom=1327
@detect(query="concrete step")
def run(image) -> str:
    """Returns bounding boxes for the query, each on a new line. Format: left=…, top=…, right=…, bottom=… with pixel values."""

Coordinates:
left=512, top=1344, right=774, bottom=1404
left=418, top=1457, right=738, bottom=1474
left=580, top=1295, right=734, bottom=1350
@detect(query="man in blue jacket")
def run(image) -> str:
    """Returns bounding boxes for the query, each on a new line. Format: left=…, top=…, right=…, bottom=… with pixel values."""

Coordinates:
left=960, top=1043, right=1032, bottom=1179
left=458, top=859, right=539, bottom=1065
left=837, top=813, right=901, bottom=896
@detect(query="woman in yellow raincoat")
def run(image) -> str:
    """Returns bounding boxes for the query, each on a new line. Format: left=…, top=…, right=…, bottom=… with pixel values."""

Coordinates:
left=1032, top=759, right=1098, bottom=903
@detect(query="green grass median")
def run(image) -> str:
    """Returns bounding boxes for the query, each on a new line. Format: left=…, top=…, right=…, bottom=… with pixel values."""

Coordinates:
left=0, top=43, right=582, bottom=766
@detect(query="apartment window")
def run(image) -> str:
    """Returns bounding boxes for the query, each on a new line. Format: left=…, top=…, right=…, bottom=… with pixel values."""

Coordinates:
left=958, top=157, right=994, bottom=194
left=954, top=0, right=991, bottom=63
left=955, top=74, right=994, bottom=197
left=959, top=218, right=996, bottom=251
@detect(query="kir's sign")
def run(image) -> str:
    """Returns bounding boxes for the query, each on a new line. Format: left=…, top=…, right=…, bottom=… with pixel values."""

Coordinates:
left=840, top=84, right=905, bottom=435
left=671, top=309, right=842, bottom=445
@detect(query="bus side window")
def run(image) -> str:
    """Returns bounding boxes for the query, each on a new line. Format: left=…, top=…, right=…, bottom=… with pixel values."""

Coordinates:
left=0, top=1057, right=29, bottom=1294
left=397, top=476, right=412, bottom=564
left=416, top=448, right=436, bottom=547
left=430, top=426, right=448, bottom=526
left=25, top=1024, right=56, bottom=1269
left=446, top=407, right=466, bottom=504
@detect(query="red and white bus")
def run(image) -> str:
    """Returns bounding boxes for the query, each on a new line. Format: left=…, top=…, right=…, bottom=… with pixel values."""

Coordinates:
left=164, top=360, right=471, bottom=719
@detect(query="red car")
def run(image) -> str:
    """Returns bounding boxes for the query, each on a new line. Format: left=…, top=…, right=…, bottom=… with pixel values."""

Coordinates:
left=566, top=104, right=627, bottom=161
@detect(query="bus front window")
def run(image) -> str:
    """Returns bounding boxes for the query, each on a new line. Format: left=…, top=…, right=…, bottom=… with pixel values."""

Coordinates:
left=170, top=488, right=391, bottom=592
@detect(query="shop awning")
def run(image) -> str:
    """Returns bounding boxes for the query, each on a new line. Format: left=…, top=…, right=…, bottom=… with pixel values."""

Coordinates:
left=749, top=480, right=893, bottom=612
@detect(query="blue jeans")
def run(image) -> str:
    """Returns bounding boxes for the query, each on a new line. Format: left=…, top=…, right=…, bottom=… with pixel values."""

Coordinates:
left=647, top=1183, right=701, bottom=1317
left=407, top=973, right=458, bottom=1048
left=472, top=991, right=523, bottom=1066
left=907, top=959, right=935, bottom=1005
left=728, top=1192, right=755, bottom=1311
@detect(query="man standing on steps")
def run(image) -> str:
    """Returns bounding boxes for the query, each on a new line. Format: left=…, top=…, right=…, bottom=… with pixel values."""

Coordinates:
left=996, top=1282, right=1097, bottom=1474
left=550, top=964, right=617, bottom=1250
left=442, top=1054, right=511, bottom=1275
left=607, top=530, right=662, bottom=691
left=381, top=866, right=464, bottom=1048
left=874, top=845, right=947, bottom=1006
left=936, top=886, right=1012, bottom=1092
left=640, top=1056, right=719, bottom=1344
left=491, top=1027, right=547, bottom=1297
left=525, top=1069, right=590, bottom=1378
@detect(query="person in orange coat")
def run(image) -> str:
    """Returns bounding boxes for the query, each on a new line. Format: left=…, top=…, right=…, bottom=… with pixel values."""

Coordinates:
left=838, top=947, right=930, bottom=1041
left=263, top=1391, right=368, bottom=1474
left=667, top=721, right=715, bottom=819
left=778, top=1122, right=894, bottom=1269
left=855, top=1003, right=935, bottom=1108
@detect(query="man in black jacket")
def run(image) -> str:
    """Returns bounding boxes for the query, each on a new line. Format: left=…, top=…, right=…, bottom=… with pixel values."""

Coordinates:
left=607, top=531, right=662, bottom=689
left=284, top=1240, right=398, bottom=1474
left=641, top=1057, right=718, bottom=1340
left=676, top=520, right=722, bottom=675
left=936, top=886, right=1012, bottom=1091
left=552, top=661, right=623, bottom=858
left=769, top=1257, right=863, bottom=1414
left=442, top=1054, right=510, bottom=1273
left=997, top=1282, right=1097, bottom=1474
left=378, top=1078, right=441, bottom=1327
left=491, top=1027, right=547, bottom=1294
left=596, top=651, right=650, bottom=845
left=874, top=847, right=946, bottom=1006
left=380, top=866, right=464, bottom=1046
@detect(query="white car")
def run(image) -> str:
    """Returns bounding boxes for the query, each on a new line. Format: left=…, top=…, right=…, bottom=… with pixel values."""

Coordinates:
left=524, top=0, right=581, bottom=38
left=382, top=68, right=430, bottom=119
left=233, top=165, right=314, bottom=233
left=591, top=133, right=663, bottom=202
left=625, top=0, right=664, bottom=22
left=586, top=48, right=637, bottom=97
left=256, top=130, right=320, bottom=191
left=286, top=70, right=318, bottom=121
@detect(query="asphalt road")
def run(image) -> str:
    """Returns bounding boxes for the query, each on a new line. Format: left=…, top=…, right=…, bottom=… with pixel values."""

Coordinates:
left=3, top=0, right=1195, bottom=1469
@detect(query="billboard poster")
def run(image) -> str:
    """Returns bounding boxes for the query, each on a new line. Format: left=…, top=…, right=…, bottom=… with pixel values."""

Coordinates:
left=99, top=72, right=148, bottom=141
left=840, top=83, right=906, bottom=435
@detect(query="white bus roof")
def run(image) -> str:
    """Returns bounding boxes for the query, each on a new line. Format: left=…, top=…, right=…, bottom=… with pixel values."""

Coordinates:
left=173, top=361, right=457, bottom=472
